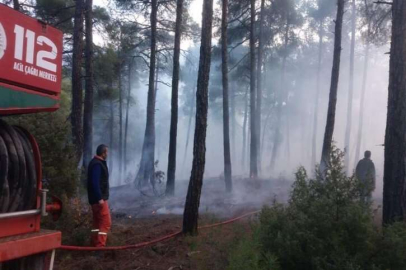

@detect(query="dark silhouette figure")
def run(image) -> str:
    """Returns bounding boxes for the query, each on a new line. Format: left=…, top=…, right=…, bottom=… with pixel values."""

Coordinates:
left=355, top=150, right=376, bottom=203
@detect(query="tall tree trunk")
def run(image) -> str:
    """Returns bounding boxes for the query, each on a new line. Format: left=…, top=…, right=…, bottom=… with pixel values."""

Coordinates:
left=344, top=0, right=356, bottom=173
left=256, top=0, right=265, bottom=172
left=221, top=0, right=232, bottom=192
left=124, top=59, right=133, bottom=175
left=354, top=41, right=370, bottom=165
left=355, top=0, right=371, bottom=165
left=71, top=0, right=85, bottom=162
left=166, top=0, right=184, bottom=196
left=270, top=21, right=289, bottom=171
left=83, top=0, right=94, bottom=169
left=311, top=18, right=324, bottom=171
left=249, top=0, right=258, bottom=179
left=13, top=0, right=19, bottom=10
left=383, top=0, right=406, bottom=224
left=118, top=62, right=123, bottom=184
left=183, top=0, right=213, bottom=235
left=320, top=0, right=345, bottom=172
left=181, top=88, right=196, bottom=174
left=154, top=57, right=160, bottom=165
left=242, top=87, right=249, bottom=169
left=230, top=82, right=236, bottom=164
left=109, top=99, right=114, bottom=175
left=136, top=0, right=158, bottom=187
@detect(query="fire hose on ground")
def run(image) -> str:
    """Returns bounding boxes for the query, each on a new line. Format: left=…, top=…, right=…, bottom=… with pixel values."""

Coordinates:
left=60, top=210, right=261, bottom=251
left=0, top=119, right=261, bottom=253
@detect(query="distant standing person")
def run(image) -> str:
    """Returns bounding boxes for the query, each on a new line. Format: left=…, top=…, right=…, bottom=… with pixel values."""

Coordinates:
left=87, top=144, right=111, bottom=247
left=355, top=150, right=376, bottom=203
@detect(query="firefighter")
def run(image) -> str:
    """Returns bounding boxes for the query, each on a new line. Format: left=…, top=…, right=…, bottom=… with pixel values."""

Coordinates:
left=355, top=150, right=376, bottom=203
left=87, top=144, right=111, bottom=247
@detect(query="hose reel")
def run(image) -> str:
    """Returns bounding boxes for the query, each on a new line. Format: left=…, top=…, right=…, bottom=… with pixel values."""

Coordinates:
left=0, top=119, right=37, bottom=213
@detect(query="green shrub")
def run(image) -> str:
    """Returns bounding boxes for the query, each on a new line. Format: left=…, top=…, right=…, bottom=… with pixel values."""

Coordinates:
left=228, top=146, right=406, bottom=270
left=372, top=222, right=406, bottom=270
left=227, top=232, right=280, bottom=270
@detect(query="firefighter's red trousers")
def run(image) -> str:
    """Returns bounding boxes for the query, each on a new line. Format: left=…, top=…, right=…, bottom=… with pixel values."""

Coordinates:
left=91, top=201, right=111, bottom=247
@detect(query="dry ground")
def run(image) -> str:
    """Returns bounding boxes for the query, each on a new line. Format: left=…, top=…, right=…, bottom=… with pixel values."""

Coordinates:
left=54, top=178, right=292, bottom=270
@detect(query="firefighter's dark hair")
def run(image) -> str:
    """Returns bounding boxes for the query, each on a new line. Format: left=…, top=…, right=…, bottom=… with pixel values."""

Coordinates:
left=96, top=144, right=108, bottom=156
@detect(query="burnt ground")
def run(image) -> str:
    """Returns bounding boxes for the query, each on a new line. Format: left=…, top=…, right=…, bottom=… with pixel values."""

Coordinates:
left=54, top=178, right=292, bottom=270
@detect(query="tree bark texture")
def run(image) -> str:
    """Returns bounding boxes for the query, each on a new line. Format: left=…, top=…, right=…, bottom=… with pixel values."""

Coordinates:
left=249, top=0, right=258, bottom=178
left=344, top=0, right=356, bottom=173
left=383, top=0, right=406, bottom=224
left=182, top=0, right=213, bottom=235
left=124, top=59, right=133, bottom=175
left=256, top=0, right=265, bottom=172
left=320, top=0, right=345, bottom=172
left=311, top=19, right=324, bottom=171
left=83, top=0, right=94, bottom=168
left=71, top=0, right=85, bottom=162
left=230, top=82, right=236, bottom=164
left=221, top=0, right=232, bottom=192
left=242, top=87, right=248, bottom=169
left=136, top=0, right=158, bottom=187
left=166, top=0, right=184, bottom=196
left=118, top=61, right=123, bottom=184
left=181, top=87, right=195, bottom=174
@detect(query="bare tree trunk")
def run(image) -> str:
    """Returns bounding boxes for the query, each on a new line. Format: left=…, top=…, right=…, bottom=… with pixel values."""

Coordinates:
left=183, top=0, right=213, bottom=235
left=261, top=105, right=272, bottom=160
left=71, top=0, right=85, bottom=162
left=249, top=0, right=258, bottom=179
left=13, top=0, right=19, bottom=11
left=136, top=0, right=158, bottom=187
left=270, top=21, right=289, bottom=171
left=355, top=46, right=370, bottom=166
left=311, top=18, right=324, bottom=171
left=118, top=62, right=123, bottom=184
left=256, top=0, right=265, bottom=173
left=355, top=1, right=371, bottom=165
left=166, top=0, right=184, bottom=196
left=383, top=0, right=406, bottom=224
left=221, top=0, right=232, bottom=192
left=181, top=88, right=195, bottom=174
left=109, top=99, right=114, bottom=176
left=320, top=0, right=345, bottom=172
left=242, top=87, right=248, bottom=169
left=124, top=59, right=133, bottom=175
left=154, top=56, right=160, bottom=165
left=344, top=0, right=356, bottom=173
left=230, top=82, right=236, bottom=164
left=83, top=0, right=94, bottom=168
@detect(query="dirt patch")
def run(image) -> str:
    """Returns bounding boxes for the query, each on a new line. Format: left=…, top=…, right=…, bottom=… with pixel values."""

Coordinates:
left=54, top=178, right=291, bottom=270
left=54, top=213, right=256, bottom=270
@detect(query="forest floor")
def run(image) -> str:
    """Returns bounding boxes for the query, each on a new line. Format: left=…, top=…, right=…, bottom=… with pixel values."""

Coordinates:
left=53, top=177, right=383, bottom=270
left=54, top=177, right=292, bottom=270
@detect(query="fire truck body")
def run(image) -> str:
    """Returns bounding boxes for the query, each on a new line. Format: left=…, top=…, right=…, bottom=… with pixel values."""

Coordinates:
left=0, top=4, right=63, bottom=269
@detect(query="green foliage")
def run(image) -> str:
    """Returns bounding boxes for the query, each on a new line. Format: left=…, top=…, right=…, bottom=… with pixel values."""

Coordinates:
left=7, top=81, right=79, bottom=199
left=372, top=222, right=406, bottom=270
left=227, top=233, right=281, bottom=270
left=228, top=147, right=406, bottom=270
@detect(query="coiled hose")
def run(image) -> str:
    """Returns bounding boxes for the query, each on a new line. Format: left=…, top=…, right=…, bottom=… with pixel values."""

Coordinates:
left=0, top=119, right=37, bottom=213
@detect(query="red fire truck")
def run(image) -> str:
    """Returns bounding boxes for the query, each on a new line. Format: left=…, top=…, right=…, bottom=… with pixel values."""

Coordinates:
left=0, top=4, right=63, bottom=269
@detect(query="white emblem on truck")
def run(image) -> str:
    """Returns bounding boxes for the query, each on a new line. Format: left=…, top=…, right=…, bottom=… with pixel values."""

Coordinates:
left=0, top=22, right=6, bottom=60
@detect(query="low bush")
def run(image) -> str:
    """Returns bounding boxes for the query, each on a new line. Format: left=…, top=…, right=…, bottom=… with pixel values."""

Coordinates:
left=228, top=147, right=406, bottom=270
